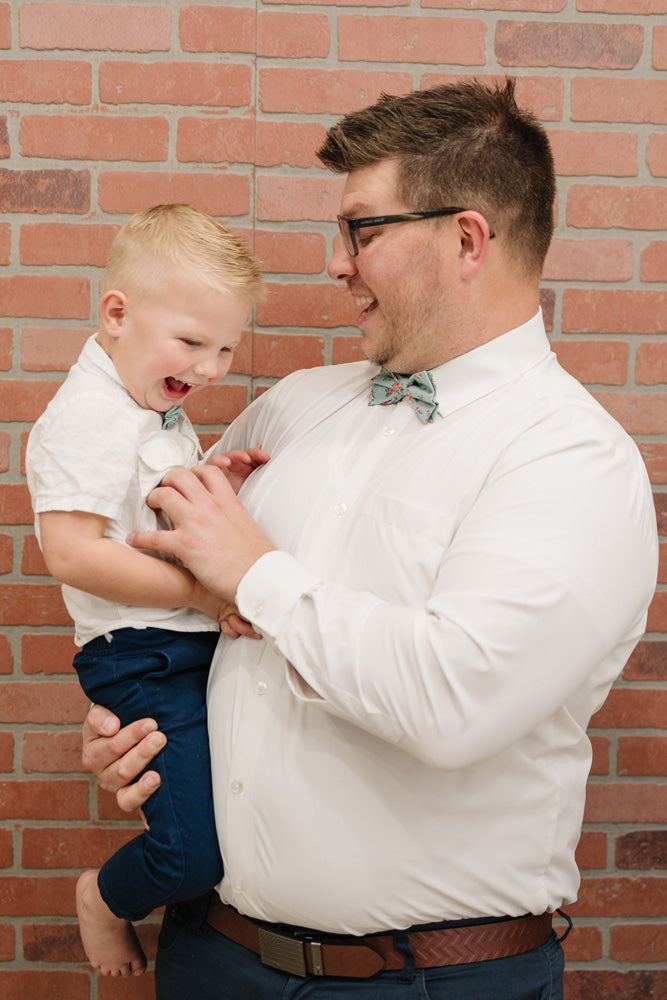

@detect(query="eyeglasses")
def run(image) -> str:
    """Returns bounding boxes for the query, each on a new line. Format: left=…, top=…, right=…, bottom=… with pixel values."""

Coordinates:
left=336, top=208, right=495, bottom=257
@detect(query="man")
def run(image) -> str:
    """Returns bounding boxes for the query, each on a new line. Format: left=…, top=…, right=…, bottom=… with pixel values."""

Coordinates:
left=83, top=79, right=658, bottom=999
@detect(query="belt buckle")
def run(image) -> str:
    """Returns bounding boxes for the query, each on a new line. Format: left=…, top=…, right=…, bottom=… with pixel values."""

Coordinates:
left=257, top=926, right=324, bottom=977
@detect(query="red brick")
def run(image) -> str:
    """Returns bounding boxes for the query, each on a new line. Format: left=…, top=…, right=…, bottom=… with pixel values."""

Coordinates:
left=252, top=332, right=325, bottom=379
left=256, top=283, right=358, bottom=329
left=332, top=335, right=364, bottom=365
left=0, top=876, right=77, bottom=916
left=0, top=327, right=11, bottom=369
left=641, top=240, right=667, bottom=281
left=616, top=830, right=667, bottom=870
left=0, top=634, right=11, bottom=674
left=0, top=681, right=85, bottom=723
left=254, top=231, right=327, bottom=275
left=21, top=115, right=168, bottom=162
left=22, top=922, right=84, bottom=963
left=338, top=15, right=485, bottom=65
left=572, top=875, right=666, bottom=916
left=549, top=340, right=628, bottom=386
left=22, top=731, right=81, bottom=773
left=544, top=238, right=633, bottom=282
left=0, top=485, right=36, bottom=525
left=19, top=3, right=171, bottom=52
left=548, top=130, right=637, bottom=176
left=179, top=4, right=256, bottom=53
left=591, top=688, right=666, bottom=728
left=0, top=584, right=71, bottom=627
left=21, top=535, right=47, bottom=576
left=259, top=68, right=412, bottom=115
left=647, top=133, right=667, bottom=177
left=424, top=0, right=566, bottom=7
left=572, top=77, right=667, bottom=124
left=0, top=115, right=7, bottom=159
left=98, top=170, right=250, bottom=218
left=100, top=60, right=252, bottom=107
left=258, top=12, right=329, bottom=58
left=611, top=922, right=667, bottom=963
left=567, top=183, right=667, bottom=230
left=0, top=276, right=89, bottom=320
left=421, top=73, right=565, bottom=121
left=593, top=391, right=666, bottom=436
left=0, top=379, right=61, bottom=421
left=22, top=825, right=141, bottom=869
left=655, top=24, right=667, bottom=70
left=565, top=970, right=667, bottom=1000
left=21, top=633, right=77, bottom=675
left=589, top=735, right=610, bottom=775
left=0, top=432, right=8, bottom=473
left=496, top=21, right=642, bottom=69
left=618, top=736, right=667, bottom=777
left=584, top=782, right=667, bottom=823
left=0, top=4, right=9, bottom=49
left=652, top=492, right=666, bottom=533
left=575, top=830, right=607, bottom=870
left=0, top=828, right=11, bottom=867
left=0, top=60, right=91, bottom=104
left=0, top=780, right=88, bottom=820
left=0, top=969, right=89, bottom=999
left=98, top=966, right=157, bottom=998
left=0, top=223, right=9, bottom=266
left=560, top=922, right=602, bottom=961
left=648, top=590, right=667, bottom=632
left=183, top=383, right=249, bottom=425
left=255, top=122, right=328, bottom=170
left=562, top=289, right=666, bottom=334
left=0, top=168, right=89, bottom=214
left=0, top=923, right=13, bottom=961
left=637, top=342, right=667, bottom=385
left=0, top=533, right=11, bottom=575
left=21, top=327, right=91, bottom=371
left=639, top=442, right=667, bottom=485
left=0, top=732, right=13, bottom=772
left=258, top=175, right=345, bottom=222
left=580, top=0, right=667, bottom=9
left=177, top=117, right=255, bottom=165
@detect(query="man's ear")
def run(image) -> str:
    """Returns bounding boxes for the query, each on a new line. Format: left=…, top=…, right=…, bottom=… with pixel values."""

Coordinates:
left=100, top=289, right=127, bottom=337
left=457, top=212, right=494, bottom=280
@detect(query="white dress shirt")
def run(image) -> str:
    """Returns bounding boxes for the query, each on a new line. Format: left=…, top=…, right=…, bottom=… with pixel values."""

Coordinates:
left=26, top=335, right=218, bottom=645
left=207, top=311, right=658, bottom=934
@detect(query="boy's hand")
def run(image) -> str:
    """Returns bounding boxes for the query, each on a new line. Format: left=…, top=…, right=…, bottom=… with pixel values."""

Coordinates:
left=190, top=579, right=261, bottom=639
left=207, top=448, right=269, bottom=494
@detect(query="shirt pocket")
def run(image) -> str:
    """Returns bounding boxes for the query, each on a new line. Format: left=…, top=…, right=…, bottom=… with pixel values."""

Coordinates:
left=350, top=494, right=455, bottom=603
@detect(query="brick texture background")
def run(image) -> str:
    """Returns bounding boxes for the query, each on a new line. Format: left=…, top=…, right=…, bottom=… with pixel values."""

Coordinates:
left=0, top=1, right=665, bottom=997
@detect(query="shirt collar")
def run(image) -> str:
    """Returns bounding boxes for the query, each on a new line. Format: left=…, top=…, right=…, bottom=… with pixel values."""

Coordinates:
left=78, top=334, right=128, bottom=392
left=427, top=310, right=550, bottom=418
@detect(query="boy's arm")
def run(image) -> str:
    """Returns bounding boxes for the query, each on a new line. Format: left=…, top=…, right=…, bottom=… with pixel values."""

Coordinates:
left=39, top=508, right=233, bottom=623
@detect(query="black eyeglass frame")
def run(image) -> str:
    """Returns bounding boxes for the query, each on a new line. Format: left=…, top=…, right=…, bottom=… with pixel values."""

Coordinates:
left=336, top=208, right=495, bottom=257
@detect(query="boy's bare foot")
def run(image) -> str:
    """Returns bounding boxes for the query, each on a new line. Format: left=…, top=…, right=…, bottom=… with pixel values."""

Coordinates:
left=76, top=869, right=147, bottom=976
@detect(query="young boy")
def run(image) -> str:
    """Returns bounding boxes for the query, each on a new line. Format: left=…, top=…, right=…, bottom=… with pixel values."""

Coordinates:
left=25, top=204, right=266, bottom=978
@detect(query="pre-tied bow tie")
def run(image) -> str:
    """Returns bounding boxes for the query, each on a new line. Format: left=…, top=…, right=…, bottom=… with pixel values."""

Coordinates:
left=369, top=369, right=438, bottom=424
left=161, top=404, right=182, bottom=430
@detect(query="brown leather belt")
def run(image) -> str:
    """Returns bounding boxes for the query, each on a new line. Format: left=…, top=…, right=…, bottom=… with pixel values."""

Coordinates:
left=198, top=894, right=553, bottom=978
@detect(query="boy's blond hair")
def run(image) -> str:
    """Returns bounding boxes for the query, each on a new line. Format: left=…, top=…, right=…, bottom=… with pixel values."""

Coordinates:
left=103, top=204, right=263, bottom=306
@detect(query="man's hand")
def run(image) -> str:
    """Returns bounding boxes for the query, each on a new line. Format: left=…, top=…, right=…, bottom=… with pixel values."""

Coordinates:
left=207, top=448, right=270, bottom=494
left=127, top=464, right=275, bottom=603
left=83, top=705, right=165, bottom=814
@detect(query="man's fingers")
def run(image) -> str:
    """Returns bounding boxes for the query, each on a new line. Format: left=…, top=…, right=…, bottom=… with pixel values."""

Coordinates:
left=116, top=770, right=162, bottom=815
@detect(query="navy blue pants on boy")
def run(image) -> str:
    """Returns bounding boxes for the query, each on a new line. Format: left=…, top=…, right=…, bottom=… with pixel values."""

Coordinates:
left=74, top=627, right=222, bottom=922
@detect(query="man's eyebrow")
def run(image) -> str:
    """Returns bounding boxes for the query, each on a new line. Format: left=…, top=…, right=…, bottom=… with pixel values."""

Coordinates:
left=340, top=201, right=376, bottom=218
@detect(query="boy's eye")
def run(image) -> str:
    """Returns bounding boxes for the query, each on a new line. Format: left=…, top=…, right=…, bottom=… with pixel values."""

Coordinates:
left=181, top=338, right=201, bottom=347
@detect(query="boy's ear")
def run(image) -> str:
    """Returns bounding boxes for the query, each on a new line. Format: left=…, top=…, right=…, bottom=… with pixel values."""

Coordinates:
left=100, top=290, right=127, bottom=337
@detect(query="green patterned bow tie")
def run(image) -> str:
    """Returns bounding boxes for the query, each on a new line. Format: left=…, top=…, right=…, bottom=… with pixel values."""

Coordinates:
left=368, top=369, right=438, bottom=424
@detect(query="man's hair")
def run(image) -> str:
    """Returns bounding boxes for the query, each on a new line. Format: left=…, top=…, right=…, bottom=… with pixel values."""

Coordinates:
left=103, top=203, right=263, bottom=306
left=317, top=77, right=555, bottom=277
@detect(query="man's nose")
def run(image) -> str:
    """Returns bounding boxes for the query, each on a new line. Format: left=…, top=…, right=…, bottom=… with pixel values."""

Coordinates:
left=327, top=233, right=358, bottom=281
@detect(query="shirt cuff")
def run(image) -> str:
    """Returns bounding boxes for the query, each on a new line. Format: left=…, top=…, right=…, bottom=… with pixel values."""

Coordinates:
left=236, top=550, right=318, bottom=636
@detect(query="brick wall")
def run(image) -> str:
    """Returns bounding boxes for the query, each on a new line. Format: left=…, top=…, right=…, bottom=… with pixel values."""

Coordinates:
left=0, top=1, right=665, bottom=997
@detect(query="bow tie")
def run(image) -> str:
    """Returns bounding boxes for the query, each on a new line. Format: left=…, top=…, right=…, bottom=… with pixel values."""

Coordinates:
left=368, top=369, right=438, bottom=424
left=161, top=404, right=182, bottom=430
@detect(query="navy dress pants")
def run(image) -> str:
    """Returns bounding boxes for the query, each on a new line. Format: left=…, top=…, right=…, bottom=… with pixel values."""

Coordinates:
left=74, top=627, right=222, bottom=921
left=155, top=899, right=565, bottom=1000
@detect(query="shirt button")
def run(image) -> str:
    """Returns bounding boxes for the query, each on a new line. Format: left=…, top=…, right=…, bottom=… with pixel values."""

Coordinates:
left=383, top=425, right=395, bottom=437
left=232, top=880, right=243, bottom=894
left=254, top=604, right=264, bottom=617
left=334, top=502, right=348, bottom=516
left=254, top=680, right=268, bottom=696
left=230, top=780, right=244, bottom=795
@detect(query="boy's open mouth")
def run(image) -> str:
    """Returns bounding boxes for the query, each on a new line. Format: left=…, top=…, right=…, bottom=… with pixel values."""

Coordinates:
left=164, top=377, right=192, bottom=399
